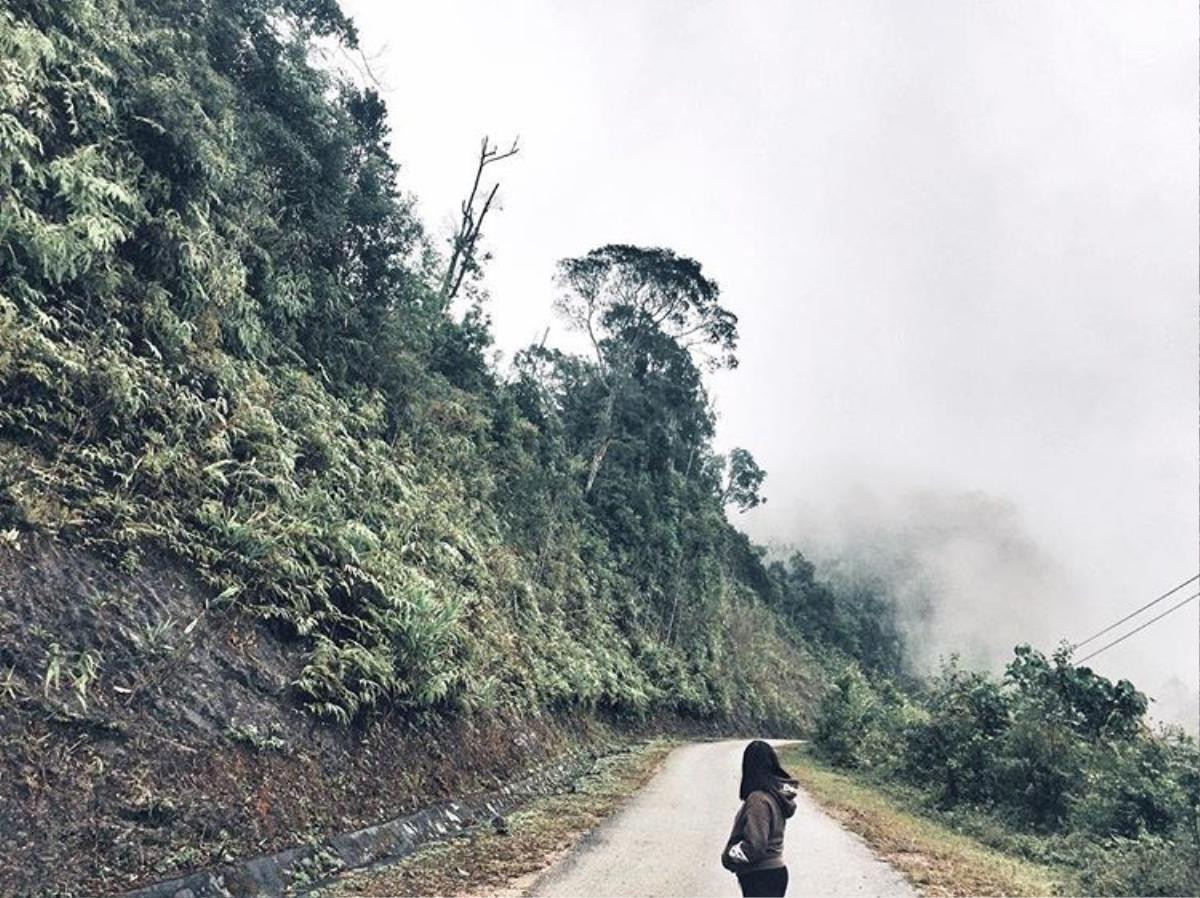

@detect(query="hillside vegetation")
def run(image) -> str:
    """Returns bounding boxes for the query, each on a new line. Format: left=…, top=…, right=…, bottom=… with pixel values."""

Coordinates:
left=0, top=0, right=871, bottom=738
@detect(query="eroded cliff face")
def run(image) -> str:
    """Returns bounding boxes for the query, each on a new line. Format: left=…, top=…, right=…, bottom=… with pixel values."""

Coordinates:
left=0, top=535, right=611, bottom=897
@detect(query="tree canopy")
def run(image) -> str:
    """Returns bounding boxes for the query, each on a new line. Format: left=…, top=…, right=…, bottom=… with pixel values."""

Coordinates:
left=556, top=244, right=739, bottom=372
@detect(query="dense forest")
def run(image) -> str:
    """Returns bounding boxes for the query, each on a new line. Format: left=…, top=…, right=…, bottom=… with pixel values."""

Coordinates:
left=1, top=2, right=1196, bottom=897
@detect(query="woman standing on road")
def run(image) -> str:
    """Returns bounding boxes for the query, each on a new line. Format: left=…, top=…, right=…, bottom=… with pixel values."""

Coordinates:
left=720, top=740, right=799, bottom=897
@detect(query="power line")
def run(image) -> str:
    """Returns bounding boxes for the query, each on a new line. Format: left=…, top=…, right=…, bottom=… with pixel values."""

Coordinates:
left=1076, top=592, right=1200, bottom=664
left=1071, top=573, right=1200, bottom=650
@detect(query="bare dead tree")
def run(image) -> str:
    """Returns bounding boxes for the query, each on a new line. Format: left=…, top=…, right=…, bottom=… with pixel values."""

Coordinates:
left=439, top=136, right=520, bottom=305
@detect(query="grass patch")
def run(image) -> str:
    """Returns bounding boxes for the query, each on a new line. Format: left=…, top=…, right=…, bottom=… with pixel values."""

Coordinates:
left=315, top=740, right=675, bottom=897
left=778, top=745, right=1071, bottom=897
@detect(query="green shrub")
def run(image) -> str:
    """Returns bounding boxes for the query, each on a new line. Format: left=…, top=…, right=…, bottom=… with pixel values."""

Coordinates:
left=1073, top=829, right=1200, bottom=897
left=902, top=660, right=1009, bottom=806
left=814, top=646, right=1200, bottom=895
left=813, top=664, right=883, bottom=767
left=1071, top=735, right=1196, bottom=838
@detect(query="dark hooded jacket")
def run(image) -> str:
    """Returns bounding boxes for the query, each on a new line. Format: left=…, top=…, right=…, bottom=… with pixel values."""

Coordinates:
left=721, top=777, right=798, bottom=873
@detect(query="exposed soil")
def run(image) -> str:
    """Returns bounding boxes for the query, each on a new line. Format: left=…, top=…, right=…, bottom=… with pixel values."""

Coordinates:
left=0, top=534, right=619, bottom=898
left=0, top=534, right=767, bottom=898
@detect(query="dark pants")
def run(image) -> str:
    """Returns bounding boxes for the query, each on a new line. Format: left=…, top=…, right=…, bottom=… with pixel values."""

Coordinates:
left=738, top=866, right=788, bottom=897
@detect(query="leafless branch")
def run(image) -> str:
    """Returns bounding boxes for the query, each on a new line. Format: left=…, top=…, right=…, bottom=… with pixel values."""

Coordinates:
left=439, top=135, right=520, bottom=305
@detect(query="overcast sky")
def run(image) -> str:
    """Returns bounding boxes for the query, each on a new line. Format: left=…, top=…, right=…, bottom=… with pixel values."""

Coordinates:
left=339, top=0, right=1198, bottom=727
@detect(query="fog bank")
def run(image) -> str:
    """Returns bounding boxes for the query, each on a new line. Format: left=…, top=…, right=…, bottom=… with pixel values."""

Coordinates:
left=746, top=480, right=1198, bottom=732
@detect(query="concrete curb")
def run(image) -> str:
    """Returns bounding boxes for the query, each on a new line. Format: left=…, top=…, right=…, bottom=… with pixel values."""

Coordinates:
left=107, top=746, right=612, bottom=898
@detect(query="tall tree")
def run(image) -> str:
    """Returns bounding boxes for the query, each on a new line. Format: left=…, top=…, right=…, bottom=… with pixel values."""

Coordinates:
left=554, top=244, right=738, bottom=493
left=721, top=447, right=767, bottom=513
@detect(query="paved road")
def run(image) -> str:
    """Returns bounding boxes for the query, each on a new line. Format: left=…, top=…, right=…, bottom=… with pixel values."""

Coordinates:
left=529, top=740, right=917, bottom=897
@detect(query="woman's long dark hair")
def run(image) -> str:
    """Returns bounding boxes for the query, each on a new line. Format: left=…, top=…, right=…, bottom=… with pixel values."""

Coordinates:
left=739, top=740, right=794, bottom=800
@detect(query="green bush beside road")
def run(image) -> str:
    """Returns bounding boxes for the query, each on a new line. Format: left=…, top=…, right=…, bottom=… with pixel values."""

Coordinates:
left=810, top=645, right=1200, bottom=896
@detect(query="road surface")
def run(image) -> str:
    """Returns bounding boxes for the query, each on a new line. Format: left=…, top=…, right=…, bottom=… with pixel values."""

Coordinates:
left=529, top=740, right=917, bottom=897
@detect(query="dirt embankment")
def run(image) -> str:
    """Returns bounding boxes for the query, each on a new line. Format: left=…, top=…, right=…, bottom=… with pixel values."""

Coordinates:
left=0, top=535, right=635, bottom=898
